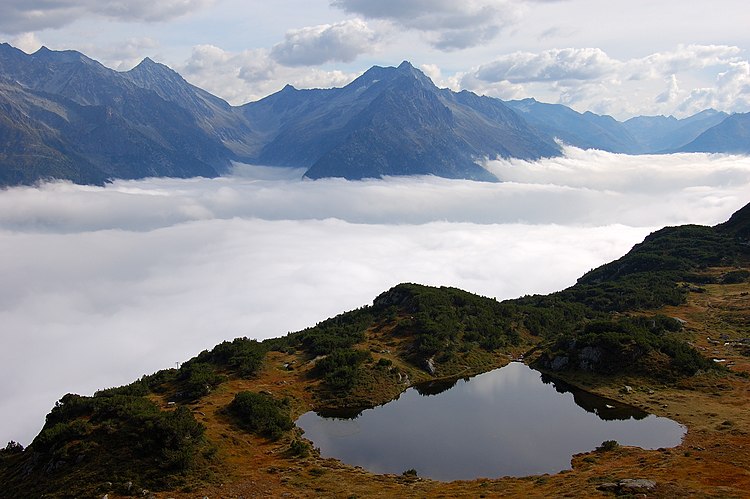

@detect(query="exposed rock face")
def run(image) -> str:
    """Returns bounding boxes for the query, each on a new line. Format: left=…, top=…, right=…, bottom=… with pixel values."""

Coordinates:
left=542, top=343, right=604, bottom=372
left=425, top=357, right=437, bottom=376
left=578, top=346, right=603, bottom=370
left=550, top=355, right=569, bottom=371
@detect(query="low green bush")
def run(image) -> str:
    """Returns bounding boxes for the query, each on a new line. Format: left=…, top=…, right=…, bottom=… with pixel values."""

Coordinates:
left=226, top=391, right=293, bottom=440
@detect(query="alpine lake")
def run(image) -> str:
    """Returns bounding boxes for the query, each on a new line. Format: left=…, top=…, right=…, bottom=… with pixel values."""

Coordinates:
left=296, top=362, right=684, bottom=481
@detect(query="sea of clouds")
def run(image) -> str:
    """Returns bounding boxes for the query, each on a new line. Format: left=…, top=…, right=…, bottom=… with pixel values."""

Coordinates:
left=1, top=147, right=749, bottom=445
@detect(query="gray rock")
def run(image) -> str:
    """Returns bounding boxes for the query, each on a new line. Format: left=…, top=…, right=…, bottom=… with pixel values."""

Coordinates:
left=550, top=355, right=569, bottom=371
left=425, top=357, right=436, bottom=375
left=618, top=478, right=656, bottom=492
left=597, top=482, right=619, bottom=492
left=579, top=346, right=602, bottom=370
left=598, top=478, right=656, bottom=494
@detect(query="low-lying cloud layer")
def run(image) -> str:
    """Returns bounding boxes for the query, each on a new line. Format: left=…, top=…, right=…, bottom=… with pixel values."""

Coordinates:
left=1, top=148, right=747, bottom=232
left=1, top=148, right=748, bottom=446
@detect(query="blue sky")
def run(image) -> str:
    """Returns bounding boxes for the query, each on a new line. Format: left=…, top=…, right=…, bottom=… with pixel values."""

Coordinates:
left=2, top=0, right=749, bottom=118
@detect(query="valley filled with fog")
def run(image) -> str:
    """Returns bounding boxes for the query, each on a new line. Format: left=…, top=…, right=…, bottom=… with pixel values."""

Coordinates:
left=2, top=147, right=749, bottom=446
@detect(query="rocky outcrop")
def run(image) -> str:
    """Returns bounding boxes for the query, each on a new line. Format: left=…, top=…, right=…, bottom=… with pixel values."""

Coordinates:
left=597, top=478, right=657, bottom=494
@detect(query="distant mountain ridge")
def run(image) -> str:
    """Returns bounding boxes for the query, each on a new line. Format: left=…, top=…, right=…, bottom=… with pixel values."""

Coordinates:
left=0, top=43, right=235, bottom=185
left=677, top=112, right=750, bottom=154
left=506, top=98, right=732, bottom=154
left=506, top=98, right=640, bottom=153
left=0, top=42, right=748, bottom=186
left=249, top=61, right=558, bottom=181
left=623, top=109, right=729, bottom=153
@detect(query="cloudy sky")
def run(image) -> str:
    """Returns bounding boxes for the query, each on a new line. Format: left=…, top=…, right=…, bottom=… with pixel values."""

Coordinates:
left=2, top=149, right=750, bottom=446
left=1, top=0, right=749, bottom=118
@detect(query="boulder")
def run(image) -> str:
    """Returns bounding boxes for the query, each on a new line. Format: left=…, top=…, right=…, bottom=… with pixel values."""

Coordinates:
left=619, top=479, right=656, bottom=492
left=597, top=478, right=656, bottom=495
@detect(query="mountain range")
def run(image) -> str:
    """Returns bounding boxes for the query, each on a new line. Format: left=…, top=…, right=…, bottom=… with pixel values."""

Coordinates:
left=0, top=42, right=748, bottom=186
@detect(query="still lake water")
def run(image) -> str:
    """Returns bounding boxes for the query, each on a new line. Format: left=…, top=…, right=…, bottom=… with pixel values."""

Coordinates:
left=296, top=362, right=685, bottom=481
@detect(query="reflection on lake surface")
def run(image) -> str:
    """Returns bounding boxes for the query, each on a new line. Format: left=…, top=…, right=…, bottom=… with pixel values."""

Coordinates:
left=296, top=362, right=685, bottom=481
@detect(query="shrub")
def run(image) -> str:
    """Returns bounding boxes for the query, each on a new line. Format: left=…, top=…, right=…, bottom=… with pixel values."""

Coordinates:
left=315, top=348, right=372, bottom=390
left=201, top=337, right=266, bottom=378
left=722, top=269, right=750, bottom=284
left=289, top=439, right=311, bottom=457
left=0, top=441, right=24, bottom=455
left=294, top=308, right=373, bottom=356
left=596, top=440, right=620, bottom=452
left=226, top=391, right=293, bottom=440
left=33, top=419, right=93, bottom=453
left=376, top=358, right=393, bottom=368
left=176, top=361, right=225, bottom=400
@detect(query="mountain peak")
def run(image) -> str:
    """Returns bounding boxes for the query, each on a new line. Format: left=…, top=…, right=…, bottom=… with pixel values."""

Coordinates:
left=127, top=57, right=186, bottom=87
left=31, top=45, right=96, bottom=66
left=131, top=56, right=175, bottom=74
left=393, top=61, right=435, bottom=88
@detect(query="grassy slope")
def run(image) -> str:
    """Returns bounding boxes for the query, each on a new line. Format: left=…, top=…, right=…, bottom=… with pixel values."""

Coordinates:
left=1, top=203, right=749, bottom=498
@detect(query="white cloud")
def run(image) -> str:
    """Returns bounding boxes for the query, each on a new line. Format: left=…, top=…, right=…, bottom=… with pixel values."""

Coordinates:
left=1, top=149, right=749, bottom=448
left=676, top=61, right=750, bottom=115
left=461, top=45, right=750, bottom=118
left=331, top=0, right=523, bottom=50
left=634, top=44, right=742, bottom=79
left=0, top=0, right=215, bottom=33
left=655, top=74, right=680, bottom=104
left=467, top=47, right=618, bottom=84
left=92, top=0, right=216, bottom=22
left=10, top=32, right=43, bottom=53
left=329, top=0, right=568, bottom=50
left=93, top=37, right=160, bottom=71
left=179, top=44, right=279, bottom=103
left=179, top=44, right=360, bottom=105
left=271, top=19, right=378, bottom=66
